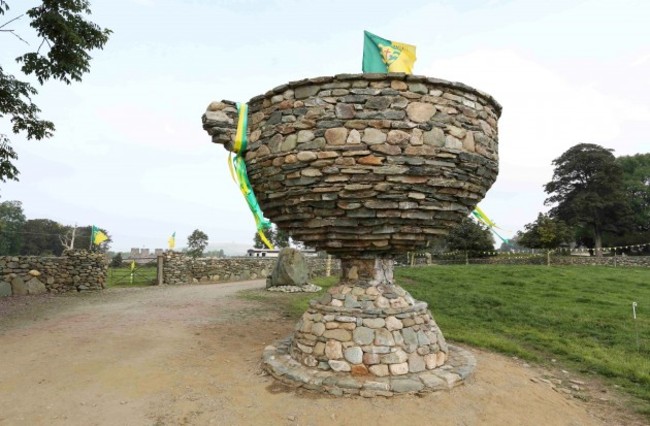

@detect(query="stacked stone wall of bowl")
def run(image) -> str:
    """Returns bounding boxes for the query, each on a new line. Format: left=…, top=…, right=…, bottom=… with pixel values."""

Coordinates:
left=202, top=73, right=501, bottom=257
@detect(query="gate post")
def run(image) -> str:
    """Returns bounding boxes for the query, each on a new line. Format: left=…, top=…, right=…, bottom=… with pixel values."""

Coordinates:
left=157, top=254, right=164, bottom=286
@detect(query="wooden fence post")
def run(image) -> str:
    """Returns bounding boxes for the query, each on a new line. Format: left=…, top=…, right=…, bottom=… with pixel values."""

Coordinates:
left=157, top=254, right=164, bottom=286
left=326, top=255, right=332, bottom=277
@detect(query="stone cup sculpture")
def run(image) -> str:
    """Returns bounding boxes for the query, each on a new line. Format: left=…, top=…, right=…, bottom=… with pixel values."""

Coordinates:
left=202, top=73, right=501, bottom=396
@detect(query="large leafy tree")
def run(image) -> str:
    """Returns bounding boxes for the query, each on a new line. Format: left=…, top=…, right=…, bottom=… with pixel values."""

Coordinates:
left=20, top=218, right=65, bottom=255
left=517, top=213, right=573, bottom=264
left=517, top=213, right=573, bottom=250
left=0, top=199, right=25, bottom=254
left=617, top=153, right=650, bottom=233
left=544, top=144, right=632, bottom=256
left=0, top=1, right=111, bottom=184
left=445, top=216, right=494, bottom=254
left=187, top=229, right=208, bottom=258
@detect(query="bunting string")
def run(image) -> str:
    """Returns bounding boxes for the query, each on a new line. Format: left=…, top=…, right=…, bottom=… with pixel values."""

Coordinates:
left=418, top=241, right=650, bottom=257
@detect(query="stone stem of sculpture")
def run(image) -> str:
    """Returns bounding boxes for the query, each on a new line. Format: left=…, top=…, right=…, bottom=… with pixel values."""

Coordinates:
left=202, top=73, right=501, bottom=396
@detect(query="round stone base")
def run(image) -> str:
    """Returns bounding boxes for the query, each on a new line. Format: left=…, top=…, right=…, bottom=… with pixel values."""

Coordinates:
left=262, top=337, right=476, bottom=397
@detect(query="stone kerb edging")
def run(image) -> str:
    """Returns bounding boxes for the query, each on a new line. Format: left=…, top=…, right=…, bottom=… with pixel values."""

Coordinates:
left=262, top=338, right=475, bottom=397
left=0, top=250, right=107, bottom=297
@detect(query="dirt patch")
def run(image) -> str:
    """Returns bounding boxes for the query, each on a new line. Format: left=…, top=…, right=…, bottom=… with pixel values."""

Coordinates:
left=0, top=282, right=645, bottom=425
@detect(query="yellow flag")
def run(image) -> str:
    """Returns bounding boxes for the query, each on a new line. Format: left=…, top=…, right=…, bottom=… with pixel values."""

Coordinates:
left=130, top=260, right=136, bottom=271
left=93, top=230, right=108, bottom=245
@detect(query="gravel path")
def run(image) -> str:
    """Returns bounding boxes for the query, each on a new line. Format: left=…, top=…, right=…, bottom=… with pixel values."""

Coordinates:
left=0, top=282, right=641, bottom=425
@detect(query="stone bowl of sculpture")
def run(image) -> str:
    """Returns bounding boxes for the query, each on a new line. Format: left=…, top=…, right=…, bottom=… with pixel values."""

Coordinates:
left=202, top=73, right=501, bottom=396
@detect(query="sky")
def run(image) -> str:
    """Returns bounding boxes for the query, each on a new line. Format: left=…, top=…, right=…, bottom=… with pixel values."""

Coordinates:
left=1, top=0, right=649, bottom=254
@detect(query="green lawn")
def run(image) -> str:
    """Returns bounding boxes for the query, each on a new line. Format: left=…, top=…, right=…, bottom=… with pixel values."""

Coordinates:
left=268, top=266, right=649, bottom=417
left=106, top=266, right=157, bottom=287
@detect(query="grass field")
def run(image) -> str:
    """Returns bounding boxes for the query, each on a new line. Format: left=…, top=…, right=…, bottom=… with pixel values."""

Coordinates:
left=260, top=265, right=649, bottom=417
left=106, top=265, right=157, bottom=287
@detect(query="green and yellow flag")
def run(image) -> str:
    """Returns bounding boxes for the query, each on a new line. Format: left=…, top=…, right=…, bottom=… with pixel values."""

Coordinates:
left=91, top=225, right=108, bottom=245
left=362, top=30, right=416, bottom=74
left=130, top=260, right=136, bottom=272
left=228, top=102, right=274, bottom=250
left=168, top=232, right=176, bottom=250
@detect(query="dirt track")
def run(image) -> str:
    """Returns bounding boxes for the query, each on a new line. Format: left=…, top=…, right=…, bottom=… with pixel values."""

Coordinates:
left=0, top=282, right=642, bottom=425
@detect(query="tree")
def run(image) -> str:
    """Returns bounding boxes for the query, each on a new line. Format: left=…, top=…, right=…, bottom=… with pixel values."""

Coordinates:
left=617, top=153, right=650, bottom=233
left=110, top=252, right=123, bottom=267
left=498, top=235, right=525, bottom=252
left=518, top=213, right=573, bottom=250
left=0, top=199, right=25, bottom=254
left=187, top=229, right=208, bottom=258
left=20, top=218, right=65, bottom=255
left=445, top=216, right=494, bottom=263
left=0, top=1, right=111, bottom=184
left=252, top=231, right=265, bottom=249
left=544, top=144, right=632, bottom=256
left=273, top=227, right=290, bottom=248
left=252, top=225, right=291, bottom=249
left=517, top=213, right=573, bottom=265
left=65, top=224, right=110, bottom=252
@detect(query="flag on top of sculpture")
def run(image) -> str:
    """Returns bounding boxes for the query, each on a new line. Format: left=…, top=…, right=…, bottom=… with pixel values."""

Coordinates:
left=91, top=225, right=108, bottom=245
left=362, top=30, right=416, bottom=74
left=130, top=260, right=136, bottom=271
left=168, top=232, right=176, bottom=250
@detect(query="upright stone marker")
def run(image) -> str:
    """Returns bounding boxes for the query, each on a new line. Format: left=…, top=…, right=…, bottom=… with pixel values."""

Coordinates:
left=202, top=73, right=501, bottom=396
left=267, top=248, right=309, bottom=288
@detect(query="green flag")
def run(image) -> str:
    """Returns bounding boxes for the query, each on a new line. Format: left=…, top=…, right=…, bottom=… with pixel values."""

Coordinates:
left=91, top=225, right=108, bottom=245
left=362, top=30, right=416, bottom=74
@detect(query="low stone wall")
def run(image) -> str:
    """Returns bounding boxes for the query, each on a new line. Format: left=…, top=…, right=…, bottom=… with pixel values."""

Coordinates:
left=549, top=255, right=650, bottom=267
left=0, top=250, right=108, bottom=297
left=161, top=252, right=341, bottom=285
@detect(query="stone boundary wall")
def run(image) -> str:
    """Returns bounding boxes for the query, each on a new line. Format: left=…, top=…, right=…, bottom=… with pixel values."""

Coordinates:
left=161, top=252, right=341, bottom=285
left=0, top=250, right=108, bottom=297
left=424, top=255, right=650, bottom=267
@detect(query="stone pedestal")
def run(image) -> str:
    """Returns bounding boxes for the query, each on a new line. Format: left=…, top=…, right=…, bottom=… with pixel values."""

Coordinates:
left=262, top=257, right=476, bottom=395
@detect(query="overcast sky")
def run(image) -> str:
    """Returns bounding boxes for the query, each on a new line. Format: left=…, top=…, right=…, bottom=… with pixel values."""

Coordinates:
left=1, top=0, right=648, bottom=253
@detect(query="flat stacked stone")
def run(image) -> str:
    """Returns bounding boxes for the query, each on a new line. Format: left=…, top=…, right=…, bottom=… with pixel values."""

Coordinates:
left=290, top=281, right=448, bottom=376
left=202, top=73, right=500, bottom=257
left=263, top=339, right=475, bottom=397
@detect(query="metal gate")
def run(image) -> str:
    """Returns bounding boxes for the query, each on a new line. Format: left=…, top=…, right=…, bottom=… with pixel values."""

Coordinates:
left=107, top=258, right=159, bottom=286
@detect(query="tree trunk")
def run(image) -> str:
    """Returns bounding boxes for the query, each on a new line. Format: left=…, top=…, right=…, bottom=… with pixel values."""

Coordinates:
left=593, top=226, right=603, bottom=257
